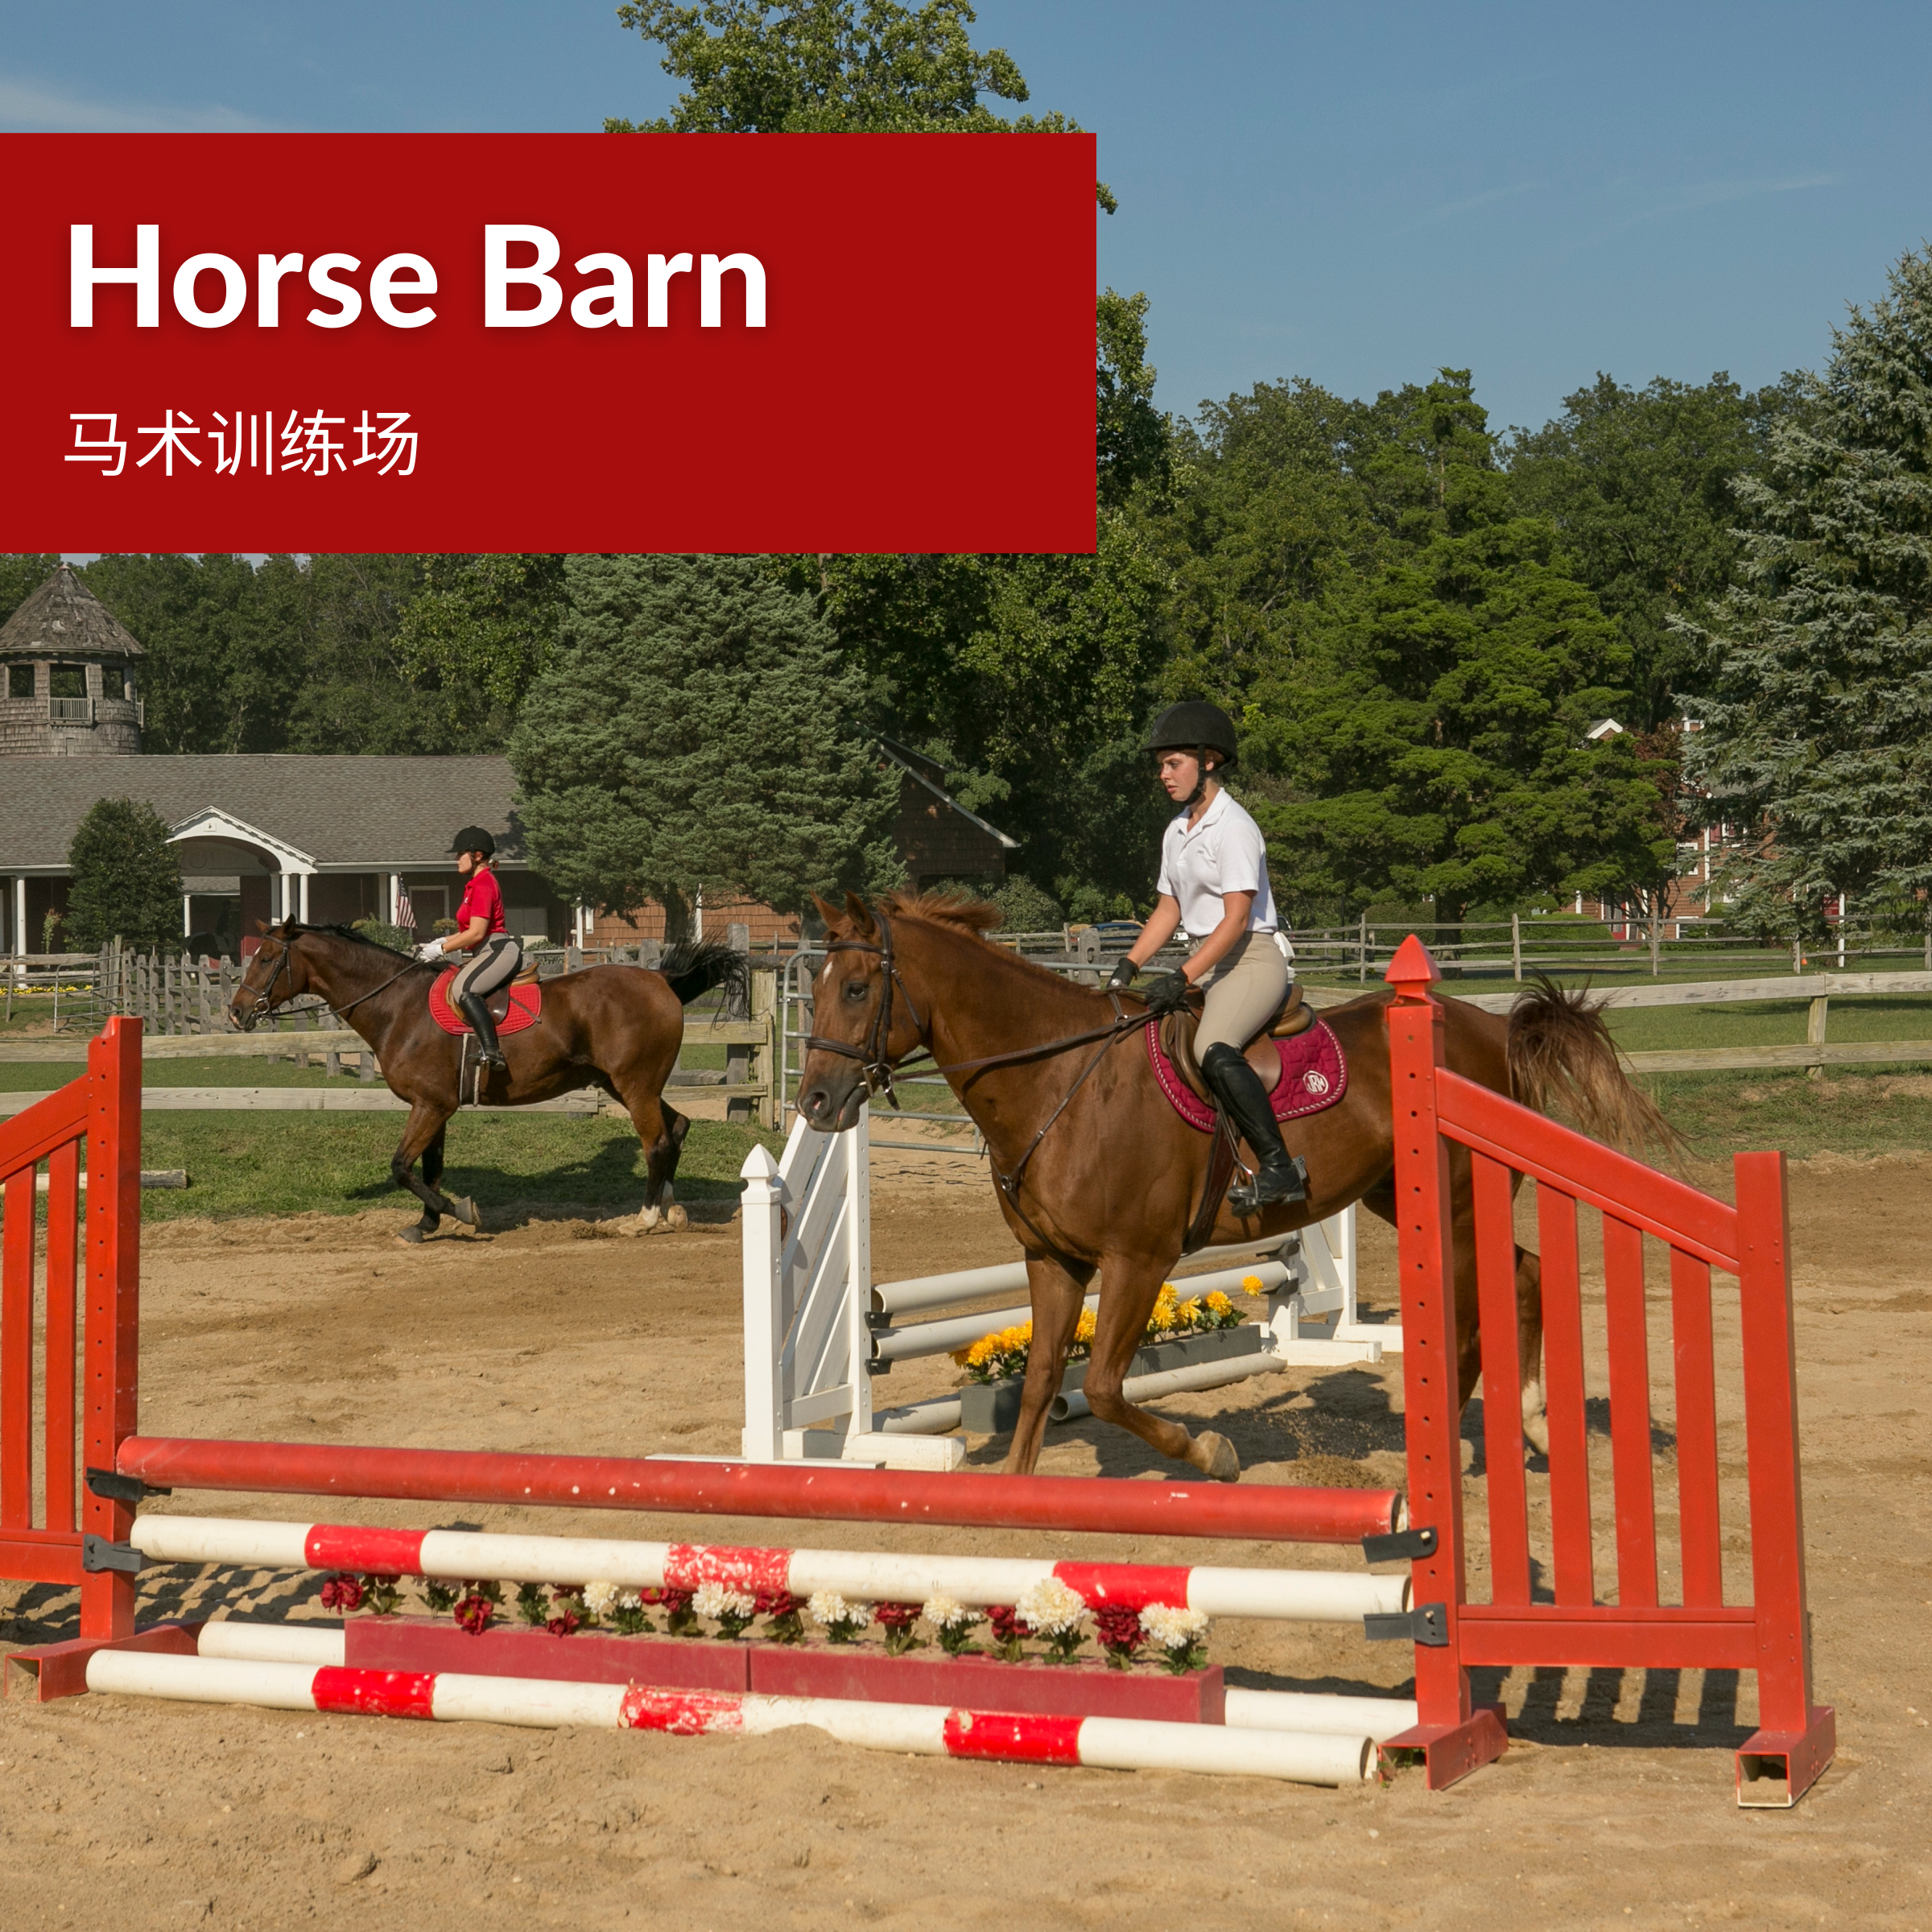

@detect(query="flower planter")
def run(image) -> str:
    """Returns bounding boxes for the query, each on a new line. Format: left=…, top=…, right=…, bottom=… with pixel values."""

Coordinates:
left=957, top=1323, right=1265, bottom=1435
left=341, top=1616, right=1223, bottom=1723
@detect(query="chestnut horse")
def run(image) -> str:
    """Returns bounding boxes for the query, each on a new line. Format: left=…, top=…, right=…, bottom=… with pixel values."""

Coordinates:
left=229, top=921, right=744, bottom=1241
left=796, top=893, right=1669, bottom=1481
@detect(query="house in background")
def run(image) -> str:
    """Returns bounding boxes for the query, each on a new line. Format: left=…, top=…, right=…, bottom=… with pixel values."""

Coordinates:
left=2, top=565, right=1022, bottom=957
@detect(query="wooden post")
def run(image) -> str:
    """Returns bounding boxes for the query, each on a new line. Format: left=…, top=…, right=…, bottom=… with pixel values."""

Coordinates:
left=745, top=965, right=778, bottom=1129
left=1358, top=916, right=1369, bottom=985
left=1650, top=907, right=1662, bottom=976
left=1806, top=995, right=1828, bottom=1080
left=1510, top=911, right=1521, bottom=982
left=1381, top=934, right=1507, bottom=1790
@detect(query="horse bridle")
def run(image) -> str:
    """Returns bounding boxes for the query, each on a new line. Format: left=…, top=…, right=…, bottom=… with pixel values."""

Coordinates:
left=801, top=908, right=930, bottom=1108
left=239, top=929, right=420, bottom=1029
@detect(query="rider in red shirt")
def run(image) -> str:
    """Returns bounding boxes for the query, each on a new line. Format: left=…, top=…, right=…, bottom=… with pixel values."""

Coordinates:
left=415, top=827, right=521, bottom=1067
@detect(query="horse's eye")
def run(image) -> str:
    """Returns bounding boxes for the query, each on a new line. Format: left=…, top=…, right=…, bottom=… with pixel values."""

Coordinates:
left=844, top=980, right=869, bottom=1002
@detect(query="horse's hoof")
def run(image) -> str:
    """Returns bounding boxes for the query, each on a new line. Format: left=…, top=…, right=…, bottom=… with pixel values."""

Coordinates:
left=634, top=1203, right=663, bottom=1235
left=395, top=1225, right=427, bottom=1246
left=664, top=1203, right=688, bottom=1232
left=1191, top=1430, right=1241, bottom=1482
left=445, top=1196, right=480, bottom=1230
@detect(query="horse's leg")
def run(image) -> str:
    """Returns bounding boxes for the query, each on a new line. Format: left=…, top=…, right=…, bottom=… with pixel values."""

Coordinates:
left=1001, top=1254, right=1093, bottom=1476
left=390, top=1102, right=459, bottom=1243
left=420, top=1124, right=478, bottom=1232
left=612, top=1080, right=691, bottom=1234
left=1083, top=1257, right=1240, bottom=1481
left=1515, top=1244, right=1548, bottom=1455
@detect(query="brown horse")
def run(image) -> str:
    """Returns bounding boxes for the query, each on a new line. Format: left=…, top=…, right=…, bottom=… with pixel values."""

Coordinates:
left=229, top=921, right=744, bottom=1241
left=796, top=893, right=1669, bottom=1481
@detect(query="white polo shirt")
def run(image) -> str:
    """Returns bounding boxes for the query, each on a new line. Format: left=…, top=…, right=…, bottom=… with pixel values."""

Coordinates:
left=1156, top=787, right=1278, bottom=939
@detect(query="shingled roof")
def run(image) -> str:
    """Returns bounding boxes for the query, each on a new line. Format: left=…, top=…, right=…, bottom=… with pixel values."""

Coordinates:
left=0, top=755, right=524, bottom=872
left=0, top=564, right=145, bottom=659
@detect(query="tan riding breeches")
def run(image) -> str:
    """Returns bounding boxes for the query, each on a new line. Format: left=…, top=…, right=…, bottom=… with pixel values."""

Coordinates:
left=1194, top=931, right=1290, bottom=1090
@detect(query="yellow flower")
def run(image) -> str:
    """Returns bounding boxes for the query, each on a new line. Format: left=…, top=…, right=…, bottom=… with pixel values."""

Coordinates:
left=1240, top=1274, right=1264, bottom=1294
left=1075, top=1309, right=1097, bottom=1342
left=1205, top=1291, right=1235, bottom=1314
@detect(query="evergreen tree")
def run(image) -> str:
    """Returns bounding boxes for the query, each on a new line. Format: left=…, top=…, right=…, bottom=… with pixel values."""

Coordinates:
left=65, top=798, right=184, bottom=953
left=510, top=555, right=901, bottom=934
left=1680, top=246, right=1932, bottom=941
left=1243, top=373, right=1672, bottom=927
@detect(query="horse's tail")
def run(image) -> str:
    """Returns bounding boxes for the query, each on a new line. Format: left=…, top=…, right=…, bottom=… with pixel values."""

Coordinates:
left=657, top=938, right=749, bottom=1009
left=1505, top=975, right=1685, bottom=1162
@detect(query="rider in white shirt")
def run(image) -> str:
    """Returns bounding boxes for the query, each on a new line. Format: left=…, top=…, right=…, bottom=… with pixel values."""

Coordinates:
left=1108, top=702, right=1307, bottom=1212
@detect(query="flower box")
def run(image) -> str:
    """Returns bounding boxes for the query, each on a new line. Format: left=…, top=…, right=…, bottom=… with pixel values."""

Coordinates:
left=957, top=1322, right=1265, bottom=1435
left=341, top=1616, right=1223, bottom=1723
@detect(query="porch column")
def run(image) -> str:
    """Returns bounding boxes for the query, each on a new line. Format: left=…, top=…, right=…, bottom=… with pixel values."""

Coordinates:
left=182, top=894, right=192, bottom=937
left=299, top=873, right=311, bottom=923
left=388, top=874, right=401, bottom=924
left=14, top=877, right=26, bottom=956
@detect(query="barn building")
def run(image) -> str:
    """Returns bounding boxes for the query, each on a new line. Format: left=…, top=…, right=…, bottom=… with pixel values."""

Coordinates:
left=1, top=566, right=1015, bottom=956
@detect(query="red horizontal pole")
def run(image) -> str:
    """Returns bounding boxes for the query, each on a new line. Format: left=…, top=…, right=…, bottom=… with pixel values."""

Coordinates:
left=1457, top=1606, right=1758, bottom=1673
left=0, top=1530, right=85, bottom=1587
left=0, top=1083, right=89, bottom=1183
left=117, top=1437, right=1398, bottom=1546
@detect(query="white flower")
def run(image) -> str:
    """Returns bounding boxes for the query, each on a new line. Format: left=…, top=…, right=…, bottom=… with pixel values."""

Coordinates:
left=1138, top=1603, right=1210, bottom=1650
left=581, top=1579, right=621, bottom=1618
left=920, top=1591, right=984, bottom=1632
left=691, top=1581, right=756, bottom=1621
left=1015, top=1576, right=1091, bottom=1637
left=807, top=1590, right=872, bottom=1631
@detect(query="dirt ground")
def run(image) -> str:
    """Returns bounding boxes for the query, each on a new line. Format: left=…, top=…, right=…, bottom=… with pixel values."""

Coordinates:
left=1, top=1143, right=1928, bottom=1931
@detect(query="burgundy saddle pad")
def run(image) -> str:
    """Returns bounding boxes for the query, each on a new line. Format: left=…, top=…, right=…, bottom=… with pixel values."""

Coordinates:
left=1146, top=1018, right=1348, bottom=1133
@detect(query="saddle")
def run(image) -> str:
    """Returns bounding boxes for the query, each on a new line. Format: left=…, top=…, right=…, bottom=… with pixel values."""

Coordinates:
left=427, top=968, right=543, bottom=1039
left=1149, top=982, right=1348, bottom=1133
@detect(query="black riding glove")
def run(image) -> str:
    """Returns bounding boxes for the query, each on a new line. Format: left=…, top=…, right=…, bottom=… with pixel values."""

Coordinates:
left=1104, top=957, right=1137, bottom=994
left=1141, top=969, right=1194, bottom=1015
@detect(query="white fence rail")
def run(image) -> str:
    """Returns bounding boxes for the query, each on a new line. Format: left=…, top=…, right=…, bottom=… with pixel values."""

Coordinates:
left=739, top=1104, right=1389, bottom=1468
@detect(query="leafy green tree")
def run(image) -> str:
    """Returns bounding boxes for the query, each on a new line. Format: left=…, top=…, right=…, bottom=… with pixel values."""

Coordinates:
left=510, top=554, right=902, bottom=934
left=1240, top=374, right=1670, bottom=927
left=1097, top=290, right=1168, bottom=508
left=1679, top=245, right=1932, bottom=942
left=0, top=555, right=60, bottom=626
left=1508, top=374, right=1803, bottom=727
left=394, top=554, right=566, bottom=725
left=607, top=0, right=1114, bottom=206
left=65, top=798, right=184, bottom=953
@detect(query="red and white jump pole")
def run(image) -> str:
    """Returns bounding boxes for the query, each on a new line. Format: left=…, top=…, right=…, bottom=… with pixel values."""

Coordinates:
left=85, top=1648, right=1376, bottom=1786
left=128, top=1516, right=1408, bottom=1624
left=114, top=1440, right=1398, bottom=1546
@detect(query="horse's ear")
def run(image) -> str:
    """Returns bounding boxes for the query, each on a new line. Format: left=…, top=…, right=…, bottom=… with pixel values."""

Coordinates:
left=843, top=892, right=877, bottom=939
left=811, top=894, right=845, bottom=936
left=254, top=920, right=270, bottom=935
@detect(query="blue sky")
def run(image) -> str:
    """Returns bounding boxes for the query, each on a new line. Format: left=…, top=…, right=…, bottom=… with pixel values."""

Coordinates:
left=10, top=0, right=1930, bottom=440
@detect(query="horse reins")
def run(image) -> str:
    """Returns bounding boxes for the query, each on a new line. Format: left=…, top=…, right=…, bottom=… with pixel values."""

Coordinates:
left=802, top=907, right=1166, bottom=1267
left=242, top=929, right=422, bottom=1027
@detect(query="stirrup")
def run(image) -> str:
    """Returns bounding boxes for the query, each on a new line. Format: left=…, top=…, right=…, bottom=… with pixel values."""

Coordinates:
left=1228, top=1154, right=1308, bottom=1216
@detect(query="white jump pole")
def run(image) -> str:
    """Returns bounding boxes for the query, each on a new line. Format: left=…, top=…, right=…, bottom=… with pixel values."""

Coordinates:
left=85, top=1652, right=1376, bottom=1786
left=128, top=1516, right=1410, bottom=1624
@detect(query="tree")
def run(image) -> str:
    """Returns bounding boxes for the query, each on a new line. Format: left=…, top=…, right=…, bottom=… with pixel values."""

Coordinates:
left=510, top=554, right=902, bottom=934
left=1239, top=376, right=1670, bottom=927
left=607, top=1, right=1115, bottom=204
left=1679, top=245, right=1932, bottom=941
left=1507, top=374, right=1803, bottom=727
left=0, top=555, right=60, bottom=626
left=393, top=553, right=567, bottom=737
left=65, top=798, right=184, bottom=953
left=1097, top=290, right=1168, bottom=509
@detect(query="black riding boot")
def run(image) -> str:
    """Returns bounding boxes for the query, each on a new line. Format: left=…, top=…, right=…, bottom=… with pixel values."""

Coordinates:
left=1201, top=1041, right=1308, bottom=1214
left=458, top=990, right=507, bottom=1068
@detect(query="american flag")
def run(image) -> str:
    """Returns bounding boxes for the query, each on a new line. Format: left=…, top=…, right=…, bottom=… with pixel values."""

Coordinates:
left=394, top=882, right=415, bottom=931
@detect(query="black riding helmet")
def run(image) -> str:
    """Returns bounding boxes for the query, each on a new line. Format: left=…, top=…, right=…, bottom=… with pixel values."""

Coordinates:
left=449, top=826, right=496, bottom=859
left=1144, top=700, right=1239, bottom=774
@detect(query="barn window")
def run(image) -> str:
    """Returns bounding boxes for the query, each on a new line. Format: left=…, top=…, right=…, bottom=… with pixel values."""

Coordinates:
left=48, top=664, right=87, bottom=699
left=6, top=665, right=32, bottom=699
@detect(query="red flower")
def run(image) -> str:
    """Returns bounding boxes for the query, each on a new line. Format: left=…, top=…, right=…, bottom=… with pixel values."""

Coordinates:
left=874, top=1602, right=919, bottom=1632
left=319, top=1573, right=364, bottom=1612
left=1094, top=1604, right=1141, bottom=1650
left=986, top=1605, right=1023, bottom=1643
left=658, top=1587, right=694, bottom=1615
left=753, top=1590, right=804, bottom=1618
left=454, top=1594, right=494, bottom=1635
left=545, top=1608, right=580, bottom=1637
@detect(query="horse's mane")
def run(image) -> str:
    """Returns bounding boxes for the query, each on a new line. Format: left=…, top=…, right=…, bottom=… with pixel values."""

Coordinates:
left=872, top=891, right=1095, bottom=998
left=283, top=921, right=419, bottom=960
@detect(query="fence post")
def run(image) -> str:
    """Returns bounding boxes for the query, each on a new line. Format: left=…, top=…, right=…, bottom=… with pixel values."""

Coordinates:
left=1510, top=912, right=1521, bottom=983
left=748, top=965, right=778, bottom=1130
left=1358, top=916, right=1369, bottom=985
left=739, top=1143, right=786, bottom=1460
left=1805, top=996, right=1828, bottom=1081
left=79, top=1017, right=142, bottom=1644
left=1650, top=909, right=1662, bottom=976
left=1731, top=1150, right=1835, bottom=1802
left=1381, top=935, right=1507, bottom=1789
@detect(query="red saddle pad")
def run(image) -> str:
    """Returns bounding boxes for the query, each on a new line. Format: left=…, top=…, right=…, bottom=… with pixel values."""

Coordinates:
left=1146, top=1018, right=1348, bottom=1133
left=428, top=968, right=543, bottom=1038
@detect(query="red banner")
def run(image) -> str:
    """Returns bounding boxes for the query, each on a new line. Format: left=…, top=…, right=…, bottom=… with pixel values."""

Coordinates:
left=1, top=133, right=1097, bottom=554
